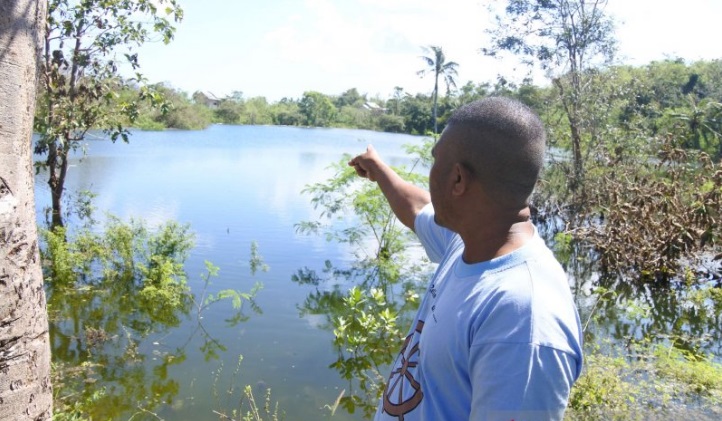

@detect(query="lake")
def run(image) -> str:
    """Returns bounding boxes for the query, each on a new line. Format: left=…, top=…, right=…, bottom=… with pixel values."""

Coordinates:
left=35, top=125, right=430, bottom=420
left=34, top=124, right=722, bottom=420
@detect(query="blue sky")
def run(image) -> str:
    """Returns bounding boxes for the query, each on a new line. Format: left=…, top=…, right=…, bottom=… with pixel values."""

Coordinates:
left=136, top=0, right=722, bottom=102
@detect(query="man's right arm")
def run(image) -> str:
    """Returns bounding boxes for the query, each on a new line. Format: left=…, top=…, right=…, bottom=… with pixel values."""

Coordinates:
left=348, top=145, right=430, bottom=231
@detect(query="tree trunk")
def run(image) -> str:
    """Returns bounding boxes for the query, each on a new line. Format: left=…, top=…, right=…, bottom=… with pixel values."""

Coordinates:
left=0, top=0, right=53, bottom=420
left=433, top=73, right=439, bottom=134
left=554, top=77, right=585, bottom=190
left=47, top=139, right=66, bottom=228
left=568, top=110, right=584, bottom=185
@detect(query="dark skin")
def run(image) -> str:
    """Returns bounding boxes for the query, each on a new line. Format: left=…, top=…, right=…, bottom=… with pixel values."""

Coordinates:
left=349, top=123, right=533, bottom=264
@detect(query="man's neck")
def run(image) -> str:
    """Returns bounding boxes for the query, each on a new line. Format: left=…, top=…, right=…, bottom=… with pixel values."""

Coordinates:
left=458, top=211, right=534, bottom=264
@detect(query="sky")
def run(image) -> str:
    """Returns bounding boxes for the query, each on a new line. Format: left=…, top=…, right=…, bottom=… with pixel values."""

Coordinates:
left=134, top=0, right=722, bottom=102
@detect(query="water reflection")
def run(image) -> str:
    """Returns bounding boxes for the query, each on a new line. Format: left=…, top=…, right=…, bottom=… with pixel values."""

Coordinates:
left=534, top=211, right=722, bottom=361
left=589, top=277, right=722, bottom=358
left=292, top=261, right=426, bottom=419
left=45, top=218, right=263, bottom=419
left=48, top=261, right=193, bottom=419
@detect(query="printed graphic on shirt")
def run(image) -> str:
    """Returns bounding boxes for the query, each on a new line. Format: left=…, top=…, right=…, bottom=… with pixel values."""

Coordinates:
left=382, top=320, right=424, bottom=420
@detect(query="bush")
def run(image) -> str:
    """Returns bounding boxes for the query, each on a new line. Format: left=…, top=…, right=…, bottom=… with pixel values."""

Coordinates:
left=375, top=113, right=405, bottom=133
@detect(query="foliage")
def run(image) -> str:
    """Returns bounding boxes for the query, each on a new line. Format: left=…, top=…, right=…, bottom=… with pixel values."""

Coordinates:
left=611, top=60, right=722, bottom=158
left=42, top=216, right=193, bottom=318
left=651, top=345, right=722, bottom=402
left=335, top=88, right=366, bottom=108
left=44, top=214, right=266, bottom=419
left=42, top=216, right=195, bottom=326
left=241, top=97, right=274, bottom=125
left=566, top=350, right=636, bottom=417
left=455, top=81, right=491, bottom=106
left=151, top=85, right=213, bottom=129
left=51, top=363, right=106, bottom=421
left=668, top=96, right=722, bottom=154
left=197, top=258, right=264, bottom=327
left=214, top=96, right=243, bottom=124
left=335, top=105, right=371, bottom=129
left=484, top=0, right=616, bottom=71
left=398, top=93, right=434, bottom=135
left=375, top=113, right=405, bottom=133
left=35, top=0, right=183, bottom=227
left=270, top=98, right=303, bottom=126
left=211, top=355, right=284, bottom=421
left=519, top=60, right=722, bottom=288
left=574, top=141, right=722, bottom=283
left=43, top=215, right=193, bottom=419
left=566, top=342, right=722, bottom=420
left=297, top=154, right=429, bottom=266
left=299, top=91, right=337, bottom=127
left=330, top=286, right=403, bottom=417
left=294, top=140, right=433, bottom=416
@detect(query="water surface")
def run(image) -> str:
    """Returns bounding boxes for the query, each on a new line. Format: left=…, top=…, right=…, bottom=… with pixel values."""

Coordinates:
left=36, top=125, right=426, bottom=420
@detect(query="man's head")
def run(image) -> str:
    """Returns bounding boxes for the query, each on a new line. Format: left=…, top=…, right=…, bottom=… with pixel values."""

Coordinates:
left=432, top=97, right=546, bottom=213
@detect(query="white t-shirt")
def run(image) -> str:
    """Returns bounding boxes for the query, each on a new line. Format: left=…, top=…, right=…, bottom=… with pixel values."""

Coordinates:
left=375, top=204, right=583, bottom=421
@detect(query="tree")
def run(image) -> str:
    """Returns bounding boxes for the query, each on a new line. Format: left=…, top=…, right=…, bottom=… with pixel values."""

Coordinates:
left=299, top=91, right=337, bottom=127
left=400, top=93, right=434, bottom=135
left=456, top=81, right=490, bottom=106
left=242, top=96, right=273, bottom=125
left=153, top=85, right=212, bottom=130
left=483, top=0, right=616, bottom=188
left=34, top=0, right=183, bottom=228
left=335, top=88, right=365, bottom=108
left=215, top=98, right=243, bottom=124
left=670, top=96, right=722, bottom=154
left=388, top=86, right=405, bottom=116
left=271, top=97, right=302, bottom=126
left=417, top=45, right=458, bottom=134
left=0, top=0, right=53, bottom=419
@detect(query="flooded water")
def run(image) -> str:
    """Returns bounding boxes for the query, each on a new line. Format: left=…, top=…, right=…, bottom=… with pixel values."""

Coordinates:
left=34, top=124, right=722, bottom=420
left=35, top=125, right=427, bottom=420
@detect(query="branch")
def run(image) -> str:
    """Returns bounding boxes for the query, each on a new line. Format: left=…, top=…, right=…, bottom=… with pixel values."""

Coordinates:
left=212, top=410, right=239, bottom=421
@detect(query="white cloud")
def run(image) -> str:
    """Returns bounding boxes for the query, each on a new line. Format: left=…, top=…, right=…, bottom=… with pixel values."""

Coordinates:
left=606, top=0, right=722, bottom=64
left=134, top=0, right=722, bottom=101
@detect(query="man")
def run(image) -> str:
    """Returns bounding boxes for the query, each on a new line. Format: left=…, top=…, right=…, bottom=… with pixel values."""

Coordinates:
left=348, top=97, right=583, bottom=421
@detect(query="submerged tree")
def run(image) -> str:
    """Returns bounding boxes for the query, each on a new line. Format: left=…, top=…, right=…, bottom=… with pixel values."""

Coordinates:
left=44, top=217, right=265, bottom=418
left=35, top=0, right=183, bottom=228
left=295, top=141, right=434, bottom=416
left=417, top=45, right=458, bottom=134
left=0, top=0, right=53, bottom=419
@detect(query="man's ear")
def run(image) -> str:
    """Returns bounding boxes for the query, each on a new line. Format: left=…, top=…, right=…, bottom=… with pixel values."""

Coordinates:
left=451, top=163, right=470, bottom=196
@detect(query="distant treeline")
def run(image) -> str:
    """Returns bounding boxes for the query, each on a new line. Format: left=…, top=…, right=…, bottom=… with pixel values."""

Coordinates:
left=110, top=58, right=721, bottom=154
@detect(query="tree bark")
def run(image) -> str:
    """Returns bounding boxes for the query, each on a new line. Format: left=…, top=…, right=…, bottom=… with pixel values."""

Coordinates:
left=0, top=0, right=53, bottom=420
left=432, top=73, right=439, bottom=134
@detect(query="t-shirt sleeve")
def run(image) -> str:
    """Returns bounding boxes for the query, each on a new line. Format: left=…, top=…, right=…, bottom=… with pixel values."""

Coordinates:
left=468, top=342, right=579, bottom=421
left=414, top=203, right=456, bottom=263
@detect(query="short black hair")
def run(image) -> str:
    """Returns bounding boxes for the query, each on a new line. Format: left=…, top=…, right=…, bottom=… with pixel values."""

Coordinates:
left=446, top=96, right=546, bottom=206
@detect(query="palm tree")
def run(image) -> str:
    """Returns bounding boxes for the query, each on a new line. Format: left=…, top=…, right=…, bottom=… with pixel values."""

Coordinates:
left=671, top=95, right=722, bottom=154
left=417, top=45, right=459, bottom=134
